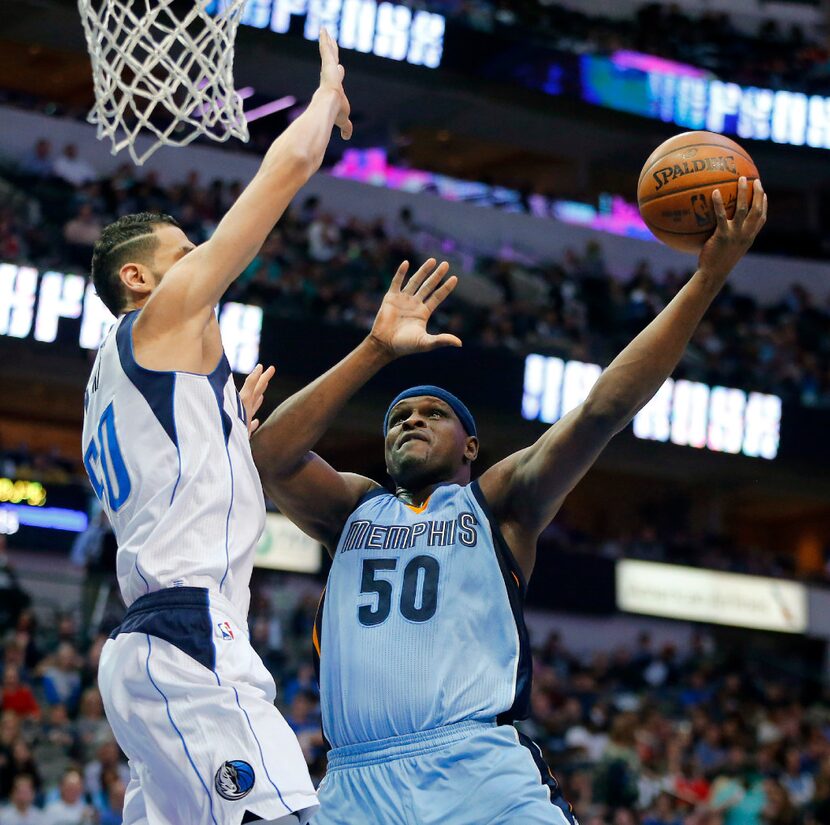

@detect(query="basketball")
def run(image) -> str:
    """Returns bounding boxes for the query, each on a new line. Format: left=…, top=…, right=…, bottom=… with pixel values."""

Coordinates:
left=637, top=131, right=759, bottom=253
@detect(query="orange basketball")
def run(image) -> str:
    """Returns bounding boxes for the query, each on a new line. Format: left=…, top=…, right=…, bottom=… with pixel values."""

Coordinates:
left=637, top=131, right=759, bottom=253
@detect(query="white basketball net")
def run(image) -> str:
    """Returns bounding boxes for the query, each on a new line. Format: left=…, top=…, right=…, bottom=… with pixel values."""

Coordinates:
left=77, top=0, right=250, bottom=165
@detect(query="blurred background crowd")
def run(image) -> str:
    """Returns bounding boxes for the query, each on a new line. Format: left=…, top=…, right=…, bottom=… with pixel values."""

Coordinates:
left=3, top=143, right=830, bottom=408
left=0, top=543, right=827, bottom=825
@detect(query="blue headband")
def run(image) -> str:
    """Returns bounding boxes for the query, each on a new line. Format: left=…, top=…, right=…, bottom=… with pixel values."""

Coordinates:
left=384, top=385, right=477, bottom=438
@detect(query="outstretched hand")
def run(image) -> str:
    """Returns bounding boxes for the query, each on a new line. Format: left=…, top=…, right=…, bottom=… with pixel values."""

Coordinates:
left=369, top=259, right=461, bottom=358
left=318, top=28, right=352, bottom=140
left=698, top=177, right=767, bottom=280
left=240, top=364, right=276, bottom=437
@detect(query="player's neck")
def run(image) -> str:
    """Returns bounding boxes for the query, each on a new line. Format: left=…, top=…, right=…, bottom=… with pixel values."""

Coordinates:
left=394, top=468, right=470, bottom=507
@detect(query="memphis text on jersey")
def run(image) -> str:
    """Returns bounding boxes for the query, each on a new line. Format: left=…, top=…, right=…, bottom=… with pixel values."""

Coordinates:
left=341, top=513, right=479, bottom=552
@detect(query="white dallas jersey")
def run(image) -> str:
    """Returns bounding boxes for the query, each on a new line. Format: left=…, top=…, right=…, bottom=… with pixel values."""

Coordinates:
left=81, top=310, right=265, bottom=617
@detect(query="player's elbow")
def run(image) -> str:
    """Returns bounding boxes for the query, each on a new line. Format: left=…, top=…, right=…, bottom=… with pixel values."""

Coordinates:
left=580, top=393, right=631, bottom=436
left=264, top=144, right=320, bottom=184
left=251, top=432, right=306, bottom=481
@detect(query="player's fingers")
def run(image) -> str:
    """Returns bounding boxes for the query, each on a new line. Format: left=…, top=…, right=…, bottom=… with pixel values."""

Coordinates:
left=249, top=419, right=260, bottom=436
left=734, top=176, right=749, bottom=224
left=424, top=274, right=458, bottom=312
left=390, top=261, right=409, bottom=292
left=403, top=258, right=436, bottom=294
left=415, top=261, right=451, bottom=300
left=319, top=28, right=331, bottom=65
left=254, top=365, right=275, bottom=395
left=750, top=180, right=766, bottom=226
left=241, top=364, right=263, bottom=394
left=340, top=117, right=353, bottom=141
left=424, top=333, right=462, bottom=351
left=711, top=189, right=728, bottom=233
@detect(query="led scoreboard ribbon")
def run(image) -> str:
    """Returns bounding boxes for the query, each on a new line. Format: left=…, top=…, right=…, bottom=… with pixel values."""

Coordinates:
left=208, top=0, right=446, bottom=68
left=522, top=354, right=781, bottom=460
left=0, top=262, right=263, bottom=374
left=580, top=53, right=830, bottom=150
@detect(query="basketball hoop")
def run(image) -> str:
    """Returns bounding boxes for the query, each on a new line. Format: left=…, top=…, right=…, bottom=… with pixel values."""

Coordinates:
left=77, top=0, right=250, bottom=166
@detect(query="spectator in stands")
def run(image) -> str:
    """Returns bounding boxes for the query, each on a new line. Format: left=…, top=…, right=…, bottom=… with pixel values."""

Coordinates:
left=39, top=644, right=82, bottom=716
left=0, top=210, right=25, bottom=260
left=283, top=663, right=319, bottom=706
left=0, top=740, right=42, bottom=800
left=0, top=774, right=44, bottom=825
left=95, top=775, right=124, bottom=825
left=82, top=740, right=127, bottom=803
left=307, top=211, right=341, bottom=262
left=642, top=791, right=683, bottom=825
left=1, top=667, right=38, bottom=721
left=0, top=539, right=29, bottom=630
left=781, top=746, right=815, bottom=808
left=73, top=689, right=108, bottom=767
left=20, top=139, right=54, bottom=179
left=62, top=205, right=102, bottom=266
left=41, top=769, right=93, bottom=825
left=32, top=704, right=75, bottom=790
left=52, top=145, right=96, bottom=188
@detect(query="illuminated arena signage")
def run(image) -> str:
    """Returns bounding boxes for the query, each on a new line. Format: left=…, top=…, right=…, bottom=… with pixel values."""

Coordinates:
left=522, top=354, right=781, bottom=459
left=580, top=53, right=830, bottom=150
left=0, top=262, right=263, bottom=373
left=617, top=559, right=807, bottom=633
left=0, top=479, right=46, bottom=507
left=210, top=0, right=445, bottom=68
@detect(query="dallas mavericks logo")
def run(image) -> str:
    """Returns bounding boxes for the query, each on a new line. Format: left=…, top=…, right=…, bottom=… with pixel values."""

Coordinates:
left=214, top=760, right=255, bottom=800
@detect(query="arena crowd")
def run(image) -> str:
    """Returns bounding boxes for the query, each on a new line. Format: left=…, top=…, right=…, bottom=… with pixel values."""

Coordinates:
left=0, top=544, right=827, bottom=824
left=2, top=145, right=830, bottom=409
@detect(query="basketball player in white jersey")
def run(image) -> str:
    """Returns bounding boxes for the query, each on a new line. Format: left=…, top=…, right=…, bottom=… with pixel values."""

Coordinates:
left=81, top=31, right=351, bottom=825
left=251, top=178, right=766, bottom=824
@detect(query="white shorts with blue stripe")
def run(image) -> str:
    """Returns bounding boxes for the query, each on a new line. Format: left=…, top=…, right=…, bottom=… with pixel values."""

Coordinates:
left=99, top=587, right=318, bottom=825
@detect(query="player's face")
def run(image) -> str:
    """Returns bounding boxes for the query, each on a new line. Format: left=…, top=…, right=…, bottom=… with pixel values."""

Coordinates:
left=146, top=224, right=196, bottom=286
left=384, top=396, right=477, bottom=488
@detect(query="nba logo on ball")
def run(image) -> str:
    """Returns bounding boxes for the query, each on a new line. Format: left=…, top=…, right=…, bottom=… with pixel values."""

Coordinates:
left=214, top=760, right=255, bottom=800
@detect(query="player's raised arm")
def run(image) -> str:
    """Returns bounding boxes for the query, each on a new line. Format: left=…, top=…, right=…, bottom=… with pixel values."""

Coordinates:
left=140, top=29, right=352, bottom=335
left=251, top=259, right=460, bottom=550
left=479, top=178, right=767, bottom=578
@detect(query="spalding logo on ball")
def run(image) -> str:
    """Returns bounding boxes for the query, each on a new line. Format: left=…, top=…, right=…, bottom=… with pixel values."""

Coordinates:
left=637, top=130, right=759, bottom=253
left=214, top=759, right=255, bottom=800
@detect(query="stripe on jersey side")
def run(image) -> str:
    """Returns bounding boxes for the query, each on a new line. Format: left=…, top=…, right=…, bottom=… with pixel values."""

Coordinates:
left=207, top=355, right=233, bottom=444
left=516, top=730, right=578, bottom=824
left=311, top=586, right=332, bottom=750
left=115, top=312, right=178, bottom=448
left=207, top=356, right=235, bottom=590
left=469, top=480, right=532, bottom=724
left=311, top=586, right=326, bottom=682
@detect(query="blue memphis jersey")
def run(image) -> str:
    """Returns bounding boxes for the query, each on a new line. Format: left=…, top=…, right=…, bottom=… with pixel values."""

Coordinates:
left=81, top=311, right=265, bottom=617
left=315, top=481, right=532, bottom=748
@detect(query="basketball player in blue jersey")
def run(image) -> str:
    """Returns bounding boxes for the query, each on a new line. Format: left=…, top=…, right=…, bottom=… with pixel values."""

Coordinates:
left=80, top=30, right=351, bottom=825
left=252, top=178, right=767, bottom=824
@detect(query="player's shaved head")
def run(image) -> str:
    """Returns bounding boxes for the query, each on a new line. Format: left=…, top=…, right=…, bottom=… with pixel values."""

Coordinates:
left=91, top=212, right=180, bottom=316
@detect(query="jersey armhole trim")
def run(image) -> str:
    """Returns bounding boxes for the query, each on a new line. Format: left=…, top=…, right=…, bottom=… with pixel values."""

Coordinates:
left=469, top=480, right=528, bottom=596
